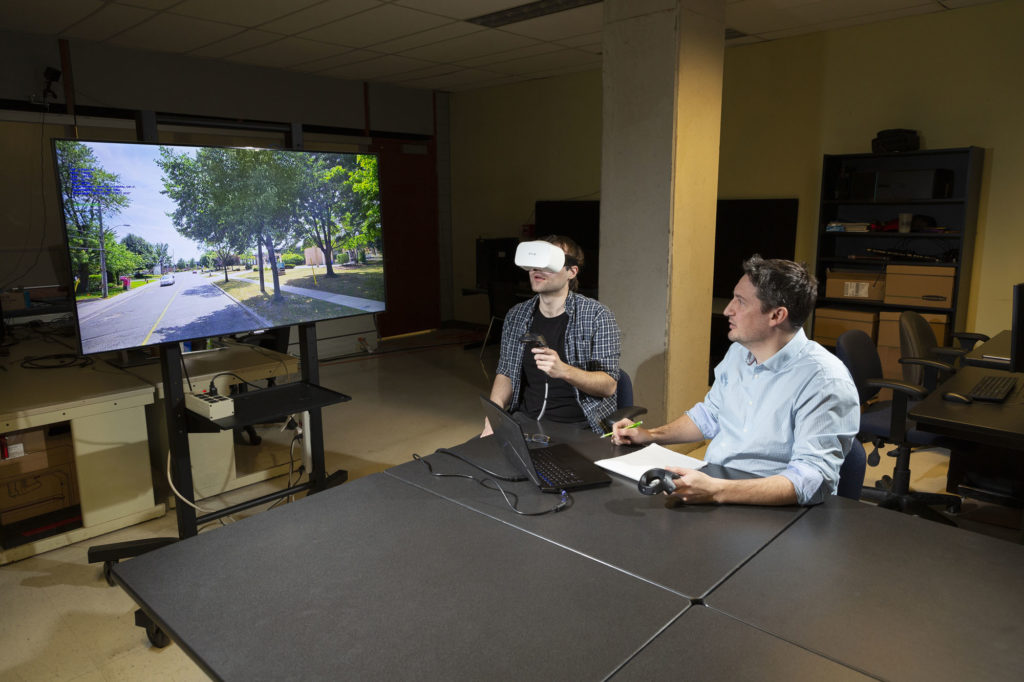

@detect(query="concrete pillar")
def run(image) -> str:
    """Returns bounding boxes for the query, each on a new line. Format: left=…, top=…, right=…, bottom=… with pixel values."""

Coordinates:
left=600, top=0, right=724, bottom=427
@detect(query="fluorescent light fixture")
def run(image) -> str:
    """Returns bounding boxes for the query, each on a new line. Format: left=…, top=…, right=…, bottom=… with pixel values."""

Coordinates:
left=467, top=0, right=602, bottom=29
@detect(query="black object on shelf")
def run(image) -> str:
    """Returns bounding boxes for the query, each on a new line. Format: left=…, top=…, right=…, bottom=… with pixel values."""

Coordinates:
left=812, top=147, right=984, bottom=345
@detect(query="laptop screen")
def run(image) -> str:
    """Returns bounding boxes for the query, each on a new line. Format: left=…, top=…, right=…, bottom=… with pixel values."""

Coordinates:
left=479, top=396, right=542, bottom=486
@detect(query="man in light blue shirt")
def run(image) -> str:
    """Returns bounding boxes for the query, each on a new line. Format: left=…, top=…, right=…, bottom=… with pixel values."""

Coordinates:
left=612, top=255, right=859, bottom=506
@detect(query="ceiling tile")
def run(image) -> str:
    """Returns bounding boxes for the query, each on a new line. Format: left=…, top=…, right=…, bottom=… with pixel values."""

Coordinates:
left=487, top=47, right=600, bottom=75
left=456, top=42, right=563, bottom=68
left=555, top=30, right=602, bottom=53
left=757, top=2, right=943, bottom=39
left=320, top=53, right=438, bottom=80
left=371, top=20, right=484, bottom=54
left=293, top=48, right=382, bottom=72
left=726, top=0, right=940, bottom=35
left=170, top=0, right=323, bottom=28
left=117, top=0, right=181, bottom=9
left=400, top=27, right=539, bottom=62
left=259, top=0, right=382, bottom=35
left=392, top=1, right=527, bottom=21
left=397, top=68, right=521, bottom=92
left=188, top=29, right=283, bottom=59
left=225, top=36, right=344, bottom=68
left=105, top=13, right=245, bottom=53
left=0, top=0, right=103, bottom=35
left=60, top=3, right=154, bottom=42
left=498, top=2, right=604, bottom=41
left=376, top=63, right=466, bottom=82
left=298, top=4, right=453, bottom=48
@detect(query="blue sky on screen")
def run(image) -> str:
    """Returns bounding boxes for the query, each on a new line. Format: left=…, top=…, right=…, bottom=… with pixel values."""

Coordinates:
left=86, top=142, right=203, bottom=261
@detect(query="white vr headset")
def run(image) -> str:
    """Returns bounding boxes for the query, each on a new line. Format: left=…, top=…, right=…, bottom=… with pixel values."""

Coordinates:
left=514, top=240, right=579, bottom=273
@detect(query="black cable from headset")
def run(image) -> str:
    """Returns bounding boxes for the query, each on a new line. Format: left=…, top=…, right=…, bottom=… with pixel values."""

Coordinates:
left=432, top=448, right=527, bottom=482
left=413, top=454, right=571, bottom=516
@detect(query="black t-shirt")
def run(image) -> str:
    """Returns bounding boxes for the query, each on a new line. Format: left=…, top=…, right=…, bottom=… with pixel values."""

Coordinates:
left=520, top=307, right=586, bottom=423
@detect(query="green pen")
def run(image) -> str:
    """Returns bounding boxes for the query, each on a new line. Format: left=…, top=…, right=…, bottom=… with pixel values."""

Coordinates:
left=601, top=420, right=643, bottom=438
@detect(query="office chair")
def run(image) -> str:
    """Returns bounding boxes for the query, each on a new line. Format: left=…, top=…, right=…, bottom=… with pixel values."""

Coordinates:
left=601, top=369, right=648, bottom=432
left=836, top=439, right=867, bottom=501
left=836, top=329, right=961, bottom=524
left=898, top=310, right=988, bottom=390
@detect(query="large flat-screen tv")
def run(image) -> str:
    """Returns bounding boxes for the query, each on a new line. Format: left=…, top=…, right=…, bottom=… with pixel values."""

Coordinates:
left=53, top=139, right=385, bottom=356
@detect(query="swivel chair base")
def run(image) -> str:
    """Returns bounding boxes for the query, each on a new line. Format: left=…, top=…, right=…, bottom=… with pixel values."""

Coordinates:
left=860, top=444, right=962, bottom=526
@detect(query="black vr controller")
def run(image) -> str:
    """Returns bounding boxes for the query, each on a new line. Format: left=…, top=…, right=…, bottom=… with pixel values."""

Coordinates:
left=638, top=468, right=681, bottom=495
left=520, top=332, right=547, bottom=349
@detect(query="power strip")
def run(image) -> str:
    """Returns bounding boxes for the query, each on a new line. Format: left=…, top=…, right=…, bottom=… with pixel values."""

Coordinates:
left=185, top=392, right=234, bottom=420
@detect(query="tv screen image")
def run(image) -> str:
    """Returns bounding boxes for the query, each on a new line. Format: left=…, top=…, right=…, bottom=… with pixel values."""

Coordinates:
left=53, top=139, right=385, bottom=356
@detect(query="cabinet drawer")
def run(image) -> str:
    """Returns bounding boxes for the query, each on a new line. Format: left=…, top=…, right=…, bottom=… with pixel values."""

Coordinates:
left=883, top=265, right=955, bottom=308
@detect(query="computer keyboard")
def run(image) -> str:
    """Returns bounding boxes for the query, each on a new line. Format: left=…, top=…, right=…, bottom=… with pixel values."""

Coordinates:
left=966, top=374, right=1018, bottom=402
left=531, top=449, right=583, bottom=486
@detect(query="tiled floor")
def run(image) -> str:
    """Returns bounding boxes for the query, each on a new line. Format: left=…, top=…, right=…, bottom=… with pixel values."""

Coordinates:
left=1, top=334, right=1020, bottom=680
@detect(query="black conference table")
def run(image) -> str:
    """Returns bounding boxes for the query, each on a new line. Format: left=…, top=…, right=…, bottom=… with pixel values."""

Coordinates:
left=112, top=424, right=1024, bottom=681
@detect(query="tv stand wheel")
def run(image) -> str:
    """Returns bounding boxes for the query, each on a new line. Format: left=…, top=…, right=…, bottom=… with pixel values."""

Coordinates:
left=102, top=560, right=117, bottom=586
left=146, top=623, right=170, bottom=648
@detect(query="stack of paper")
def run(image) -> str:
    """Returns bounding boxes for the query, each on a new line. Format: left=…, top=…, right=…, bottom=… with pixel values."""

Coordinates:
left=594, top=443, right=707, bottom=482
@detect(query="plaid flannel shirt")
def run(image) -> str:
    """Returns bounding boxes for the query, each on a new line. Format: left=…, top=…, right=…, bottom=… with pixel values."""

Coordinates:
left=496, top=291, right=621, bottom=433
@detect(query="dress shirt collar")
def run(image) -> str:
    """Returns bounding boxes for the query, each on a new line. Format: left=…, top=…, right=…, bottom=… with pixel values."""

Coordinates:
left=744, top=327, right=809, bottom=371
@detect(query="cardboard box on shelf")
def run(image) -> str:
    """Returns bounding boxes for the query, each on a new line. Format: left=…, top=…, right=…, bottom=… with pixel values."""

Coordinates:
left=1, top=426, right=78, bottom=526
left=0, top=463, right=79, bottom=525
left=883, top=265, right=955, bottom=308
left=813, top=307, right=878, bottom=347
left=1, top=426, right=72, bottom=466
left=825, top=269, right=885, bottom=302
left=1, top=290, right=28, bottom=311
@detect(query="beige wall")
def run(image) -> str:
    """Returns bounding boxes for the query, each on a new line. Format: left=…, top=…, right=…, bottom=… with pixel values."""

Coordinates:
left=449, top=70, right=602, bottom=323
left=450, top=0, right=1024, bottom=345
left=722, top=0, right=1024, bottom=336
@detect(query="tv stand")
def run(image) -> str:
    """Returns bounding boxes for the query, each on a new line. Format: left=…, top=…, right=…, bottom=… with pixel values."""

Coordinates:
left=88, top=323, right=350, bottom=616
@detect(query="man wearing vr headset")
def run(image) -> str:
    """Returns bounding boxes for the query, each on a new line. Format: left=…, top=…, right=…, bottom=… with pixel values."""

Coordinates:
left=612, top=255, right=859, bottom=506
left=483, top=235, right=621, bottom=436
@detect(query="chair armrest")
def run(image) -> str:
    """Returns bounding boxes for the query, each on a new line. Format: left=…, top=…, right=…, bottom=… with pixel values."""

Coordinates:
left=932, top=346, right=967, bottom=361
left=602, top=406, right=648, bottom=432
left=865, top=378, right=927, bottom=401
left=899, top=357, right=954, bottom=393
left=953, top=332, right=989, bottom=350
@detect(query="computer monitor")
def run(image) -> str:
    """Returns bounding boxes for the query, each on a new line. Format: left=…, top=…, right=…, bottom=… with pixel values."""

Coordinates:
left=53, top=139, right=386, bottom=356
left=1011, top=282, right=1023, bottom=373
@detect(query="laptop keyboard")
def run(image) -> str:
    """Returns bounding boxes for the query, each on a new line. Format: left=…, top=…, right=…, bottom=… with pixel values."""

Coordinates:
left=967, top=374, right=1017, bottom=402
left=531, top=449, right=584, bottom=487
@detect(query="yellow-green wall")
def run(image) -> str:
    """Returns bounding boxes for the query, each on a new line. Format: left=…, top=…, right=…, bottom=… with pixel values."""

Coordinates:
left=451, top=0, right=1024, bottom=336
left=450, top=70, right=602, bottom=323
left=722, top=0, right=1024, bottom=335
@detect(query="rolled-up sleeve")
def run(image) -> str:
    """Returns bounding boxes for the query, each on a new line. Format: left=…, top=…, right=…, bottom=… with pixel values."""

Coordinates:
left=781, top=376, right=860, bottom=505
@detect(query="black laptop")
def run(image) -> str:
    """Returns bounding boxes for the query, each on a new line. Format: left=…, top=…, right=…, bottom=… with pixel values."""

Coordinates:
left=480, top=396, right=612, bottom=493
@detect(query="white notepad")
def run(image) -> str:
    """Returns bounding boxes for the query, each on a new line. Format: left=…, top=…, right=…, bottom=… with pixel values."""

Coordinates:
left=594, top=443, right=707, bottom=482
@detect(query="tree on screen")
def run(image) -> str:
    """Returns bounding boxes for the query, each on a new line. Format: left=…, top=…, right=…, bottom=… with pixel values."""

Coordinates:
left=294, top=153, right=357, bottom=278
left=158, top=147, right=300, bottom=300
left=55, top=140, right=131, bottom=297
left=327, top=154, right=381, bottom=264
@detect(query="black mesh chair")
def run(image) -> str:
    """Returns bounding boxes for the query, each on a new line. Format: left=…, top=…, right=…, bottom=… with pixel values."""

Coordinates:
left=836, top=329, right=961, bottom=524
left=898, top=310, right=988, bottom=390
left=837, top=439, right=867, bottom=501
left=601, top=369, right=647, bottom=432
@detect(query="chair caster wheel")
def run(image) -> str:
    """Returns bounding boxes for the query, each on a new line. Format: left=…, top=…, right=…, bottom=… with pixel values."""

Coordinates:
left=102, top=560, right=116, bottom=586
left=146, top=623, right=170, bottom=648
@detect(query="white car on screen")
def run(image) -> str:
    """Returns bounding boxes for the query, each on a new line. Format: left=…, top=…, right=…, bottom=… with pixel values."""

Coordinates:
left=160, top=274, right=175, bottom=286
